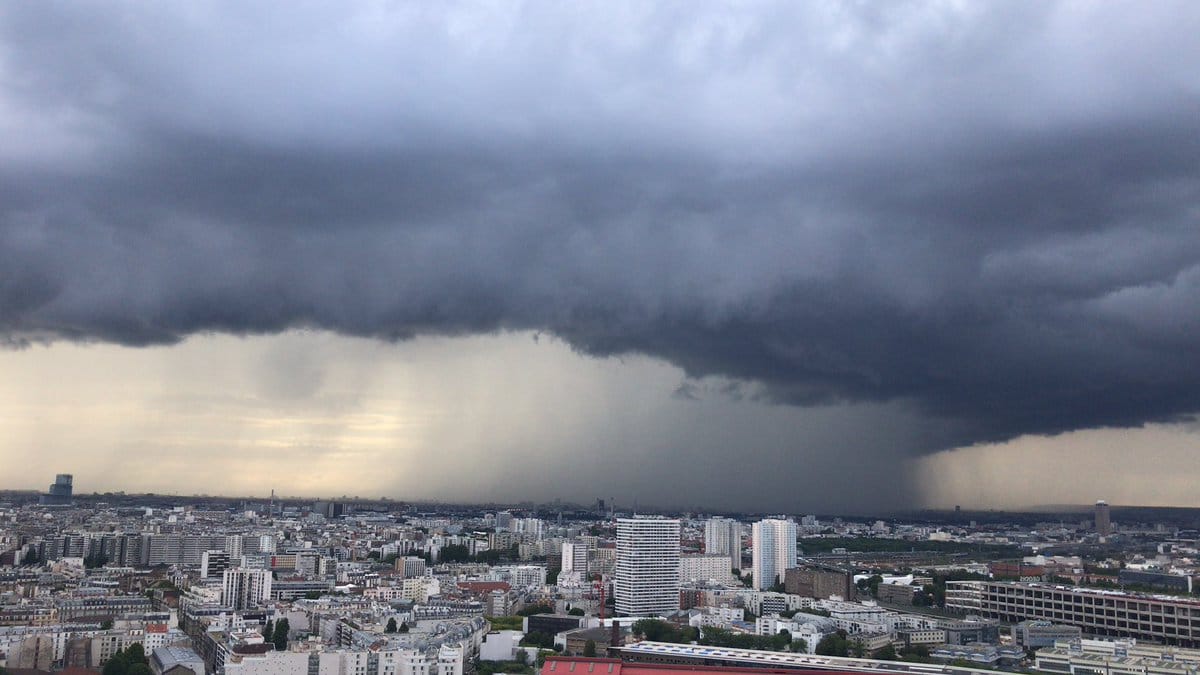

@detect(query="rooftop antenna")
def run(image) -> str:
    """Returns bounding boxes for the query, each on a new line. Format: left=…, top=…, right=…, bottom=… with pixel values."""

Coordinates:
left=270, top=488, right=275, bottom=521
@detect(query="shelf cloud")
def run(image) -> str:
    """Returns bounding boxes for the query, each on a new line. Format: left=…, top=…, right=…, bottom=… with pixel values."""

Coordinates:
left=2, top=1, right=1199, bottom=461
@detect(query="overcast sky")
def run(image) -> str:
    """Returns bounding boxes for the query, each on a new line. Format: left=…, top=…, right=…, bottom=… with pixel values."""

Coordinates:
left=1, top=2, right=1198, bottom=512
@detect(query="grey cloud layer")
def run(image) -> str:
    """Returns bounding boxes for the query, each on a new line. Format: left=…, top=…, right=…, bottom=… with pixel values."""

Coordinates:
left=2, top=2, right=1199, bottom=453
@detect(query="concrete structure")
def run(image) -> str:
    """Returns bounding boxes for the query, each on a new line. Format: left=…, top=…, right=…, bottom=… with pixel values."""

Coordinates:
left=221, top=568, right=272, bottom=610
left=785, top=567, right=855, bottom=600
left=1118, top=570, right=1193, bottom=593
left=615, top=518, right=680, bottom=616
left=1013, top=621, right=1082, bottom=648
left=479, top=631, right=523, bottom=662
left=40, top=474, right=74, bottom=507
left=679, top=555, right=733, bottom=583
left=705, top=518, right=742, bottom=572
left=396, top=556, right=427, bottom=578
left=946, top=580, right=1200, bottom=647
left=940, top=617, right=1001, bottom=645
left=1036, top=638, right=1200, bottom=675
left=875, top=583, right=916, bottom=605
left=931, top=643, right=1024, bottom=667
left=562, top=542, right=590, bottom=576
left=1096, top=501, right=1113, bottom=537
left=752, top=519, right=797, bottom=591
left=201, top=550, right=231, bottom=579
left=151, top=646, right=205, bottom=675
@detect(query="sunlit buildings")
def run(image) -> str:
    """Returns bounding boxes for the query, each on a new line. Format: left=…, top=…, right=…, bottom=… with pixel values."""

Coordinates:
left=751, top=518, right=796, bottom=591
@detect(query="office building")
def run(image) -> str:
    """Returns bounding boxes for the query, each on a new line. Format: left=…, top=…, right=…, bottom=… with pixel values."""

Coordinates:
left=396, top=556, right=427, bottom=578
left=40, top=474, right=74, bottom=506
left=705, top=518, right=742, bottom=571
left=1013, top=621, right=1082, bottom=648
left=1095, top=500, right=1112, bottom=537
left=615, top=517, right=680, bottom=616
left=751, top=518, right=796, bottom=591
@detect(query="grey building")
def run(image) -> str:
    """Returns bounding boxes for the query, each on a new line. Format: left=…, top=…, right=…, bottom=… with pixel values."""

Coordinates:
left=1014, top=620, right=1082, bottom=648
left=947, top=580, right=1200, bottom=647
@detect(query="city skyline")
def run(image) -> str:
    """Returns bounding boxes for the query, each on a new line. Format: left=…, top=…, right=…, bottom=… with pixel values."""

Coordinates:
left=2, top=3, right=1200, bottom=511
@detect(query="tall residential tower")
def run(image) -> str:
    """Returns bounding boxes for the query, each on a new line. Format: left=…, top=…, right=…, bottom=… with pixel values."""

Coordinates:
left=704, top=517, right=742, bottom=571
left=615, top=517, right=680, bottom=616
left=752, top=518, right=797, bottom=591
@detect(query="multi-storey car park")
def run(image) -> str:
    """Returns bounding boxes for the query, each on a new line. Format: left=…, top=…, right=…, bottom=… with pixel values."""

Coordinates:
left=946, top=581, right=1200, bottom=647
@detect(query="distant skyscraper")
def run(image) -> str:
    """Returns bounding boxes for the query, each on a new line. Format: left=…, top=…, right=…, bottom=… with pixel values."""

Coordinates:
left=752, top=518, right=797, bottom=590
left=1095, top=500, right=1112, bottom=537
left=704, top=517, right=742, bottom=571
left=615, top=517, right=680, bottom=616
left=496, top=511, right=514, bottom=531
left=40, top=474, right=73, bottom=506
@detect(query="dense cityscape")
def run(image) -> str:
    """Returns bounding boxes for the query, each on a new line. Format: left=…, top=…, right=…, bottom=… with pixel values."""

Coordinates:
left=5, top=475, right=1200, bottom=675
left=3, top=3, right=1199, bottom=675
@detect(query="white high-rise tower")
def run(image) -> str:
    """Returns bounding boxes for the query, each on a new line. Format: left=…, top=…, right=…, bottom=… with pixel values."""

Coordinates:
left=615, top=517, right=680, bottom=616
left=752, top=518, right=797, bottom=590
left=705, top=517, right=742, bottom=571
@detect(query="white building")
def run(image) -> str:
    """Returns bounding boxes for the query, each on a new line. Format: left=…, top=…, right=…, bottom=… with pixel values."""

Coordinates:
left=680, top=554, right=733, bottom=583
left=752, top=519, right=797, bottom=591
left=615, top=517, right=680, bottom=616
left=221, top=568, right=272, bottom=610
left=396, top=556, right=427, bottom=578
left=705, top=518, right=742, bottom=572
left=561, top=542, right=589, bottom=576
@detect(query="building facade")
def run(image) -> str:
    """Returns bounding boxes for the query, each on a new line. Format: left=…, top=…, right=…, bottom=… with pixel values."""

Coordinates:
left=704, top=518, right=742, bottom=572
left=751, top=519, right=796, bottom=591
left=615, top=518, right=680, bottom=616
left=946, top=580, right=1200, bottom=647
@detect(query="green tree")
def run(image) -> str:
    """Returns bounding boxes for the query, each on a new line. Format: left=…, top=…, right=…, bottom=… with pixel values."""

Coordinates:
left=273, top=618, right=290, bottom=651
left=518, top=603, right=554, bottom=617
left=126, top=643, right=148, bottom=666
left=583, top=640, right=597, bottom=657
left=867, top=574, right=883, bottom=598
left=815, top=633, right=849, bottom=657
left=568, top=608, right=585, bottom=616
left=128, top=664, right=153, bottom=675
left=399, top=621, right=409, bottom=633
left=439, top=544, right=472, bottom=563
left=900, top=645, right=931, bottom=663
left=514, top=650, right=528, bottom=665
left=103, top=650, right=129, bottom=675
left=262, top=620, right=274, bottom=643
left=386, top=618, right=398, bottom=633
left=521, top=631, right=555, bottom=649
left=874, top=644, right=897, bottom=661
left=100, top=618, right=114, bottom=630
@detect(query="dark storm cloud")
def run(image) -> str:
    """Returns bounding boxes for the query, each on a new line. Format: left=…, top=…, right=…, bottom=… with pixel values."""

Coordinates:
left=2, top=2, right=1199, bottom=453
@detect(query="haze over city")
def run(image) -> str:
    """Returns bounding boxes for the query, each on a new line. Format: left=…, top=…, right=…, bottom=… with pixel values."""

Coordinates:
left=2, top=2, right=1200, bottom=512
